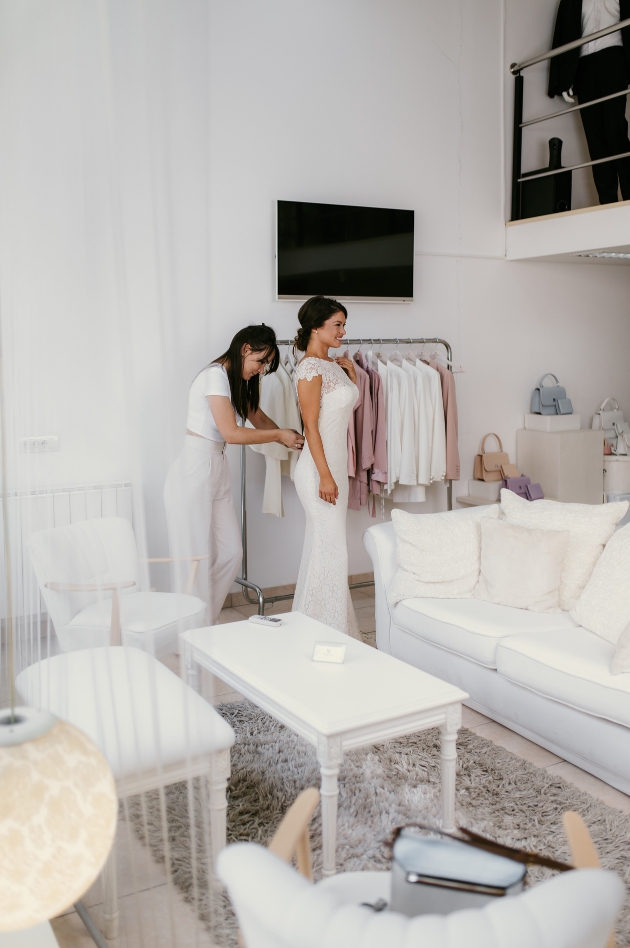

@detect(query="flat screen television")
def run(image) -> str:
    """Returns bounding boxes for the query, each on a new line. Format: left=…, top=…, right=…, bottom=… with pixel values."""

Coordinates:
left=276, top=200, right=414, bottom=301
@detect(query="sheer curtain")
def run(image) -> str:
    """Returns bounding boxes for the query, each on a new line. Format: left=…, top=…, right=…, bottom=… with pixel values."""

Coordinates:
left=0, top=1, right=225, bottom=944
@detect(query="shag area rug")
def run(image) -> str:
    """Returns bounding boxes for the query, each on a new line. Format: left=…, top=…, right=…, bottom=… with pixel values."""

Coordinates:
left=126, top=701, right=630, bottom=946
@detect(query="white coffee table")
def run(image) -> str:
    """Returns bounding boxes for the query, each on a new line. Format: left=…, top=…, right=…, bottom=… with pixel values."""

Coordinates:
left=180, top=611, right=467, bottom=876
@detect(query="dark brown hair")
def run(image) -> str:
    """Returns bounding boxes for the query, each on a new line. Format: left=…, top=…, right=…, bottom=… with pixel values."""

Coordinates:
left=293, top=296, right=348, bottom=351
left=212, top=324, right=279, bottom=420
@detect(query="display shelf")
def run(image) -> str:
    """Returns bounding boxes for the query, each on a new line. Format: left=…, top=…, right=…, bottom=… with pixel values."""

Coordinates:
left=456, top=495, right=501, bottom=507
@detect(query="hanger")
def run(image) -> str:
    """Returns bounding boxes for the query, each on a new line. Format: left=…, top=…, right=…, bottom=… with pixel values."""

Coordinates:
left=388, top=338, right=403, bottom=365
left=403, top=337, right=417, bottom=364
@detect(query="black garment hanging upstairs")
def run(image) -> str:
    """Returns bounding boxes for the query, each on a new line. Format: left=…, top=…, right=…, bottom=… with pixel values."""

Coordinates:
left=548, top=0, right=630, bottom=97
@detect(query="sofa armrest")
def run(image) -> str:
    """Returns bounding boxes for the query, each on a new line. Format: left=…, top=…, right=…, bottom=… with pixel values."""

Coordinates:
left=363, top=522, right=398, bottom=654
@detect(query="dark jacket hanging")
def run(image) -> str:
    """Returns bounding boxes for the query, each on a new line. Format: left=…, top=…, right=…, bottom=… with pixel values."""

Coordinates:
left=548, top=0, right=630, bottom=97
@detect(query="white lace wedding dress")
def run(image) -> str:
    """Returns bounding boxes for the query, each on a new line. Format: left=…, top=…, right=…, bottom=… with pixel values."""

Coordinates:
left=292, top=357, right=361, bottom=638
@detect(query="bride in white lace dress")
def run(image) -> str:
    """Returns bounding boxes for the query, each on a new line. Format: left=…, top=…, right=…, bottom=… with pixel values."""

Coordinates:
left=292, top=297, right=360, bottom=638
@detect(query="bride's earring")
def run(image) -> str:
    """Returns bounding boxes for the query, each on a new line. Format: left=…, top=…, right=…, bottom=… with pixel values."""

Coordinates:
left=314, top=330, right=318, bottom=334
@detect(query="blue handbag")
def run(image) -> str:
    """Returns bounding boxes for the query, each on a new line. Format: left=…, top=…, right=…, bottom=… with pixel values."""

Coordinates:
left=531, top=374, right=573, bottom=415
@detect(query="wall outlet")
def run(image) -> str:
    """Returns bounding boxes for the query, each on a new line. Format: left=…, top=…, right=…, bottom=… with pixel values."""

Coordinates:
left=19, top=435, right=59, bottom=453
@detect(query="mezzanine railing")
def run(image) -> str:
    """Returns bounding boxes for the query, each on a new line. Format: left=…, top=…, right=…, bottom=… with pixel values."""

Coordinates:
left=510, top=17, right=630, bottom=220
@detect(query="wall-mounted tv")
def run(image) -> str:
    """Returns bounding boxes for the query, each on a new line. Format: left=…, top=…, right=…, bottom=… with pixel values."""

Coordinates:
left=276, top=200, right=414, bottom=301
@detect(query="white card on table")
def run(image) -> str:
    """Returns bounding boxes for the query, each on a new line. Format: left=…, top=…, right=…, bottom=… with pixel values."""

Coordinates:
left=312, top=641, right=346, bottom=664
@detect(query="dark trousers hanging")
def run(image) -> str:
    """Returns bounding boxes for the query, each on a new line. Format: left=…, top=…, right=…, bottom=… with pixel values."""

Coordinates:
left=575, top=46, right=630, bottom=204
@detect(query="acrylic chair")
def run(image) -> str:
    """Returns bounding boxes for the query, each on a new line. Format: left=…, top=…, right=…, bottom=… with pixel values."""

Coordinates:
left=28, top=517, right=207, bottom=657
left=256, top=792, right=621, bottom=948
left=16, top=645, right=234, bottom=941
left=218, top=842, right=623, bottom=948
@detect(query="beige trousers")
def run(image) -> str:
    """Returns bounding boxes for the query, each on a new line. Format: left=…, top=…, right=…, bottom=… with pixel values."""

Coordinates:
left=164, top=436, right=242, bottom=624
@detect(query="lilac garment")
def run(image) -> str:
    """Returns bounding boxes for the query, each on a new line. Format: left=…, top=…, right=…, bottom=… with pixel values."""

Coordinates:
left=348, top=360, right=374, bottom=510
left=429, top=359, right=460, bottom=481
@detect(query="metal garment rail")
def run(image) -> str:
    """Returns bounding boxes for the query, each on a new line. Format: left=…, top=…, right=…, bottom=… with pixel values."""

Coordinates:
left=509, top=18, right=630, bottom=220
left=234, top=337, right=453, bottom=613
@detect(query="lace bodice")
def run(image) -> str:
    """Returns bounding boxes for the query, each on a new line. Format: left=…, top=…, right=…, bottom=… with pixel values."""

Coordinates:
left=294, top=357, right=356, bottom=400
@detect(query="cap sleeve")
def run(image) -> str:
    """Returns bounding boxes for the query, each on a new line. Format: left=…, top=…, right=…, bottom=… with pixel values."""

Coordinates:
left=295, top=357, right=322, bottom=383
left=200, top=364, right=231, bottom=398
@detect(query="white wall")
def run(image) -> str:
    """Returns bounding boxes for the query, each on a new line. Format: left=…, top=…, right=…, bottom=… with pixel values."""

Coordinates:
left=2, top=0, right=630, bottom=592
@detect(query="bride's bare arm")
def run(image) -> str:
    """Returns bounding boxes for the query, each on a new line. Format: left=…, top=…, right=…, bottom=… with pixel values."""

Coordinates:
left=297, top=376, right=339, bottom=506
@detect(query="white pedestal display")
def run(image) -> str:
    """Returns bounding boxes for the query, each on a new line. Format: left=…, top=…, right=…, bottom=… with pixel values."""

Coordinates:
left=516, top=429, right=604, bottom=504
left=524, top=413, right=581, bottom=432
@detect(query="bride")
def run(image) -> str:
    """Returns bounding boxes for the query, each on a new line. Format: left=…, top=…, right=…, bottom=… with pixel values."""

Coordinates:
left=292, top=296, right=361, bottom=638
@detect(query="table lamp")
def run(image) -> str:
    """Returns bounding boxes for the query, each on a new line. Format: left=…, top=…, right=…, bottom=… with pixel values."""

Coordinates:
left=0, top=705, right=118, bottom=931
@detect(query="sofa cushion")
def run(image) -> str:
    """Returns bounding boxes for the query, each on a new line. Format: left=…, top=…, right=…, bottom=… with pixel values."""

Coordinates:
left=389, top=506, right=500, bottom=604
left=496, top=628, right=630, bottom=729
left=500, top=490, right=628, bottom=611
left=392, top=598, right=577, bottom=668
left=570, top=523, right=630, bottom=645
left=474, top=518, right=568, bottom=613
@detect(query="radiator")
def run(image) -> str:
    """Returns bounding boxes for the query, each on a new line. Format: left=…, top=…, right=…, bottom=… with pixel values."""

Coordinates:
left=1, top=482, right=132, bottom=622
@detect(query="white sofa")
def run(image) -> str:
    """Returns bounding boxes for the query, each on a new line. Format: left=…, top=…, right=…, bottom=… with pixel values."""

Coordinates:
left=364, top=512, right=630, bottom=795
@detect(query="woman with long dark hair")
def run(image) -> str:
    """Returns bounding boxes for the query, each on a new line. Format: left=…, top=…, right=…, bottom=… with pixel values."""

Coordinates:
left=164, top=324, right=303, bottom=623
left=292, top=297, right=360, bottom=637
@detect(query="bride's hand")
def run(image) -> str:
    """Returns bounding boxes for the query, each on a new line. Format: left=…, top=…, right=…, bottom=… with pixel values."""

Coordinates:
left=334, top=356, right=357, bottom=385
left=319, top=474, right=338, bottom=505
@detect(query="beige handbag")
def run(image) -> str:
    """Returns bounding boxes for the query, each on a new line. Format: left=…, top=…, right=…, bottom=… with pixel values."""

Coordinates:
left=474, top=433, right=517, bottom=482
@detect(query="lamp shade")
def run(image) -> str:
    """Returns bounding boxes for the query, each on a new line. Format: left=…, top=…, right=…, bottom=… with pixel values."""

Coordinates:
left=0, top=707, right=117, bottom=931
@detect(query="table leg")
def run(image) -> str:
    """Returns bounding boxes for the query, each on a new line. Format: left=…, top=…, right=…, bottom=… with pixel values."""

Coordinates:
left=440, top=703, right=461, bottom=832
left=317, top=735, right=343, bottom=878
left=180, top=640, right=201, bottom=693
left=208, top=748, right=231, bottom=868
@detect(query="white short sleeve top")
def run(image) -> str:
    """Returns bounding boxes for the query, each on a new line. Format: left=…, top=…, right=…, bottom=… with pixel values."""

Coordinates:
left=187, top=363, right=232, bottom=441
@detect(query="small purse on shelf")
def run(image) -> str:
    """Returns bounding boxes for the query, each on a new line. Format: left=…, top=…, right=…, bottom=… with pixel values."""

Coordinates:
left=531, top=374, right=573, bottom=415
left=474, top=434, right=517, bottom=482
left=500, top=476, right=545, bottom=502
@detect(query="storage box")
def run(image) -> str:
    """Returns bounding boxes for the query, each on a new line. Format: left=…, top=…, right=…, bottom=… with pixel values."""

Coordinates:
left=603, top=457, right=630, bottom=494
left=525, top=414, right=581, bottom=432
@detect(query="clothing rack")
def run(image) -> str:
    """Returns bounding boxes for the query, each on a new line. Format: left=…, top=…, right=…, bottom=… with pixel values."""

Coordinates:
left=234, top=337, right=454, bottom=613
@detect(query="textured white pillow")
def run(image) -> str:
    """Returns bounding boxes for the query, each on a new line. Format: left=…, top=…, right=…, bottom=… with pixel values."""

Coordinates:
left=570, top=524, right=630, bottom=645
left=389, top=505, right=500, bottom=604
left=474, top=519, right=568, bottom=613
left=612, top=622, right=630, bottom=675
left=500, top=490, right=628, bottom=611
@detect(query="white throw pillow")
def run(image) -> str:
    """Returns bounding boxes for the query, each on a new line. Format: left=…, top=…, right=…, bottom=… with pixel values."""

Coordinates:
left=570, top=524, right=630, bottom=645
left=474, top=518, right=568, bottom=613
left=500, top=490, right=628, bottom=611
left=612, top=622, right=630, bottom=675
left=389, top=505, right=500, bottom=604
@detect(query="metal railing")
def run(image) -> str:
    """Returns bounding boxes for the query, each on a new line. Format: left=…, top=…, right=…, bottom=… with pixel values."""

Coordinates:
left=510, top=18, right=630, bottom=220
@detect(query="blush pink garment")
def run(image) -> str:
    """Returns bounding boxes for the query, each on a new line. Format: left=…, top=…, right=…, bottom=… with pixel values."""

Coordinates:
left=348, top=360, right=374, bottom=510
left=356, top=353, right=387, bottom=511
left=429, top=359, right=460, bottom=481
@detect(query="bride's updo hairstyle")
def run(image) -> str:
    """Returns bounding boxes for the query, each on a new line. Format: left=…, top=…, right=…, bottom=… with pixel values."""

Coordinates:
left=294, top=296, right=348, bottom=351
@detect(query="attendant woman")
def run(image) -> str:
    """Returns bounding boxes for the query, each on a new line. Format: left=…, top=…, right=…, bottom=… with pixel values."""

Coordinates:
left=164, top=325, right=303, bottom=624
left=292, top=297, right=361, bottom=637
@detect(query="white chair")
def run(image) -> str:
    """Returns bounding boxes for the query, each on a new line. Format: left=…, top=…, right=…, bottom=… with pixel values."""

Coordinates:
left=218, top=842, right=624, bottom=948
left=29, top=517, right=206, bottom=656
left=16, top=646, right=234, bottom=941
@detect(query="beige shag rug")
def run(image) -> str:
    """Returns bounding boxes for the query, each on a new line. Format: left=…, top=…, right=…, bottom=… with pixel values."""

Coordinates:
left=125, top=701, right=630, bottom=946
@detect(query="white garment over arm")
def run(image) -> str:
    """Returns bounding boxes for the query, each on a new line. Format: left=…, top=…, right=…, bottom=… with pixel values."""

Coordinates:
left=250, top=362, right=301, bottom=517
